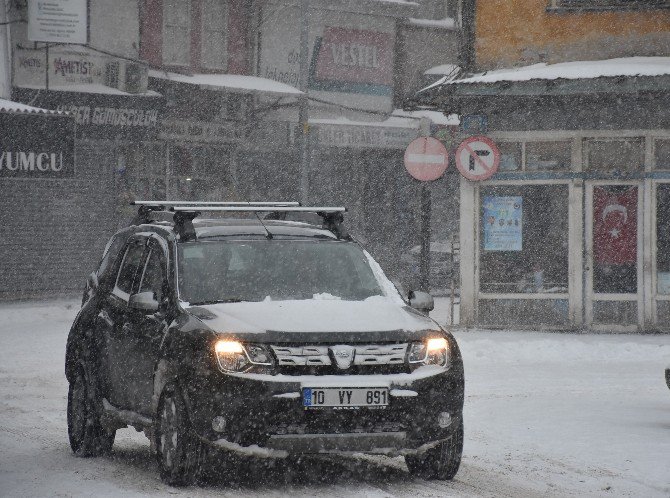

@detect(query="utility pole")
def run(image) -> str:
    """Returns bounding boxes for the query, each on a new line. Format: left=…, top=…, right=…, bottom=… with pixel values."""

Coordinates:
left=298, top=0, right=310, bottom=204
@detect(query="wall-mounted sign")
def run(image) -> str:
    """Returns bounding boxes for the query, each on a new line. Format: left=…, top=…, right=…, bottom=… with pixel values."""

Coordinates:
left=455, top=135, right=500, bottom=181
left=0, top=113, right=75, bottom=178
left=14, top=48, right=105, bottom=88
left=311, top=123, right=417, bottom=149
left=483, top=196, right=522, bottom=251
left=28, top=0, right=88, bottom=44
left=12, top=89, right=162, bottom=140
left=160, top=119, right=242, bottom=144
left=309, top=28, right=393, bottom=96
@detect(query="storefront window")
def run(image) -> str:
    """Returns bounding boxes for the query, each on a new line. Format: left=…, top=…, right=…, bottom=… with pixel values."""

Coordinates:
left=170, top=145, right=232, bottom=200
left=586, top=138, right=644, bottom=171
left=497, top=142, right=522, bottom=171
left=479, top=185, right=569, bottom=294
left=656, top=184, right=670, bottom=294
left=121, top=144, right=165, bottom=200
left=592, top=185, right=638, bottom=293
left=525, top=141, right=571, bottom=170
left=654, top=139, right=670, bottom=170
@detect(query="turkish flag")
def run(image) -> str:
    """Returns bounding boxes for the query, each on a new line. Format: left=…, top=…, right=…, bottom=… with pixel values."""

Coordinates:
left=593, top=187, right=637, bottom=265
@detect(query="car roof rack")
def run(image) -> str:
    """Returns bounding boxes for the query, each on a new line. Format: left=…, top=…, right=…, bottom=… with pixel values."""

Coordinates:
left=129, top=201, right=349, bottom=240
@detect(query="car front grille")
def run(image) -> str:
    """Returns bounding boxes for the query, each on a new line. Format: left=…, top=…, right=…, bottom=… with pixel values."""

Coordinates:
left=270, top=343, right=410, bottom=375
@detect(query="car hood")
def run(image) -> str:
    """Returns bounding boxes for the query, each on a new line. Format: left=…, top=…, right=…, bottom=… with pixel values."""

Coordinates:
left=188, top=295, right=439, bottom=339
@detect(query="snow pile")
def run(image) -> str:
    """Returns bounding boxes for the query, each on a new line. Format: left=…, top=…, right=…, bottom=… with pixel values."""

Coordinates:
left=408, top=17, right=457, bottom=30
left=0, top=98, right=64, bottom=114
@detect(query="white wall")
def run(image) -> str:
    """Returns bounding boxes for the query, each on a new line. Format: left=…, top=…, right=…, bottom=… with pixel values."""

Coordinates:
left=89, top=0, right=140, bottom=59
left=0, top=0, right=10, bottom=98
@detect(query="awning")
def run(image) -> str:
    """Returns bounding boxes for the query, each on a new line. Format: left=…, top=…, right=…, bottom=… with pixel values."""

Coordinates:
left=149, top=70, right=303, bottom=97
left=0, top=98, right=65, bottom=115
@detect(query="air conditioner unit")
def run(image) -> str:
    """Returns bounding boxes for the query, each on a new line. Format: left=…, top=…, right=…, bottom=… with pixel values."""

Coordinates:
left=124, top=62, right=147, bottom=94
left=104, top=61, right=148, bottom=94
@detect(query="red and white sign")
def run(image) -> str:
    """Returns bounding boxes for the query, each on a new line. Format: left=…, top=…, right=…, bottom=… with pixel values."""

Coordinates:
left=312, top=28, right=393, bottom=88
left=403, top=137, right=449, bottom=181
left=455, top=136, right=500, bottom=181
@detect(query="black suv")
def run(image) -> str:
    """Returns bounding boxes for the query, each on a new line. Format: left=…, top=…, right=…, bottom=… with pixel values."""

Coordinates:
left=65, top=202, right=465, bottom=485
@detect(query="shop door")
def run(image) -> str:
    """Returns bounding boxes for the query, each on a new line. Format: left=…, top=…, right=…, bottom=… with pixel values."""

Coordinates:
left=585, top=183, right=643, bottom=331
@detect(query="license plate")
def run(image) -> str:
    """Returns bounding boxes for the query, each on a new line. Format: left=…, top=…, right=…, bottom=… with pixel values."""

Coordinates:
left=302, top=387, right=389, bottom=408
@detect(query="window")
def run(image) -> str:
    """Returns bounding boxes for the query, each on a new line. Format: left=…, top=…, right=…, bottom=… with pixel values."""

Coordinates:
left=655, top=139, right=670, bottom=170
left=121, top=145, right=165, bottom=200
left=201, top=0, right=228, bottom=69
left=139, top=248, right=166, bottom=302
left=525, top=141, right=571, bottom=171
left=586, top=138, right=644, bottom=172
left=497, top=142, right=522, bottom=171
left=115, top=242, right=147, bottom=295
left=163, top=0, right=190, bottom=66
left=549, top=0, right=670, bottom=11
left=479, top=185, right=569, bottom=294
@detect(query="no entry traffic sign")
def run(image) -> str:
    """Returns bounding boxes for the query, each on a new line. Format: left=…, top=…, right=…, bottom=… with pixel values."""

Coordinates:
left=404, top=137, right=449, bottom=182
left=455, top=136, right=500, bottom=181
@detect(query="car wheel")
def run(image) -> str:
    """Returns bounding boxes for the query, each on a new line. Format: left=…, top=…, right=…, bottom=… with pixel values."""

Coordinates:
left=155, top=384, right=205, bottom=486
left=405, top=420, right=463, bottom=480
left=67, top=365, right=115, bottom=457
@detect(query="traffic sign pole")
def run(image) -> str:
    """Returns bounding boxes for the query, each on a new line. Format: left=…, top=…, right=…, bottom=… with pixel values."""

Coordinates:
left=404, top=134, right=449, bottom=294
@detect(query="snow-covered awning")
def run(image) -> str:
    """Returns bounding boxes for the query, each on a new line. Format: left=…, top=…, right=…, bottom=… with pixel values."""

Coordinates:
left=149, top=70, right=303, bottom=97
left=0, top=98, right=65, bottom=115
left=450, top=57, right=670, bottom=85
left=414, top=57, right=670, bottom=105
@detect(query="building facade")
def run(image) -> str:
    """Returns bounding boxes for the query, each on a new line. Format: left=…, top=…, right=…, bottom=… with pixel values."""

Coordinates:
left=415, top=1, right=670, bottom=331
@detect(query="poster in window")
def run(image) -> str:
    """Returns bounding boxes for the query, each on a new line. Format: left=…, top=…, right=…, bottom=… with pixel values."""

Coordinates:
left=593, top=186, right=637, bottom=265
left=483, top=196, right=522, bottom=251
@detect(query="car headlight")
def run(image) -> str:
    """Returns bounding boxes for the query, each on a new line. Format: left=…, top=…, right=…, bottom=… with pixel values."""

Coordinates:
left=408, top=337, right=449, bottom=367
left=214, top=340, right=275, bottom=373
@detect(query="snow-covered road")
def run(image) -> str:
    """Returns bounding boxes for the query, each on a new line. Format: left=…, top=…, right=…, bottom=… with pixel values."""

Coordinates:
left=1, top=298, right=668, bottom=497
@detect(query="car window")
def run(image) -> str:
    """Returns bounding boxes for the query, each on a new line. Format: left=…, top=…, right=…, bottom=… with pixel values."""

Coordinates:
left=115, top=241, right=147, bottom=296
left=177, top=240, right=384, bottom=304
left=97, top=233, right=129, bottom=280
left=139, top=247, right=166, bottom=302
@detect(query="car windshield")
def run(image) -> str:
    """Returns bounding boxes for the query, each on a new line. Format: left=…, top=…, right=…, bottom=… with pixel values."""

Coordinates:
left=177, top=239, right=385, bottom=304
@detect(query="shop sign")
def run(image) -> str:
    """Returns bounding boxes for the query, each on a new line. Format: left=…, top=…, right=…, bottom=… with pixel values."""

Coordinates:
left=483, top=196, right=523, bottom=251
left=159, top=119, right=243, bottom=143
left=11, top=89, right=162, bottom=140
left=14, top=48, right=105, bottom=88
left=309, top=28, right=393, bottom=96
left=258, top=4, right=394, bottom=113
left=311, top=124, right=418, bottom=149
left=0, top=113, right=75, bottom=179
left=28, top=0, right=88, bottom=44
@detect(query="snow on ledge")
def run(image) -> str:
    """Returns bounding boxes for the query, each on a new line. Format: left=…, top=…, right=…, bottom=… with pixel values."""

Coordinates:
left=408, top=17, right=457, bottom=30
left=213, top=438, right=289, bottom=458
left=0, top=98, right=65, bottom=115
left=452, top=57, right=670, bottom=85
left=15, top=83, right=161, bottom=97
left=309, top=109, right=458, bottom=129
left=149, top=70, right=303, bottom=97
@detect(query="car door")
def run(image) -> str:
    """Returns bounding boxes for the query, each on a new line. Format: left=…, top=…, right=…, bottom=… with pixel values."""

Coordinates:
left=122, top=238, right=171, bottom=415
left=97, top=236, right=149, bottom=409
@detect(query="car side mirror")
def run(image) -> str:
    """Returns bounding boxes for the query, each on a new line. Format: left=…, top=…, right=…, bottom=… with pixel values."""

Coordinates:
left=408, top=290, right=434, bottom=312
left=128, top=291, right=159, bottom=312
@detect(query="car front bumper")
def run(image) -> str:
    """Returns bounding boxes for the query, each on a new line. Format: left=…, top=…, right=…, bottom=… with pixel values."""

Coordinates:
left=184, top=364, right=464, bottom=456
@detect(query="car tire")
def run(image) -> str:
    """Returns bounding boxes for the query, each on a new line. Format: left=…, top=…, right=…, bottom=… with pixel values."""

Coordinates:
left=155, top=384, right=205, bottom=486
left=67, top=365, right=115, bottom=457
left=405, top=420, right=463, bottom=480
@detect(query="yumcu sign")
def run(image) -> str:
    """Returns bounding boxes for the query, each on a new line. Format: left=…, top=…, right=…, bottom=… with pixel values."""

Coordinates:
left=0, top=113, right=75, bottom=178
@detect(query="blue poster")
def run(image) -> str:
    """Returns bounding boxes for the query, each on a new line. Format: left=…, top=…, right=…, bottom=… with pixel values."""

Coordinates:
left=483, top=196, right=522, bottom=251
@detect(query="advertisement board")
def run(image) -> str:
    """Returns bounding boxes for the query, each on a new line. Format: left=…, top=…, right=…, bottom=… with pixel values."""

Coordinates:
left=483, top=196, right=523, bottom=251
left=28, top=0, right=88, bottom=44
